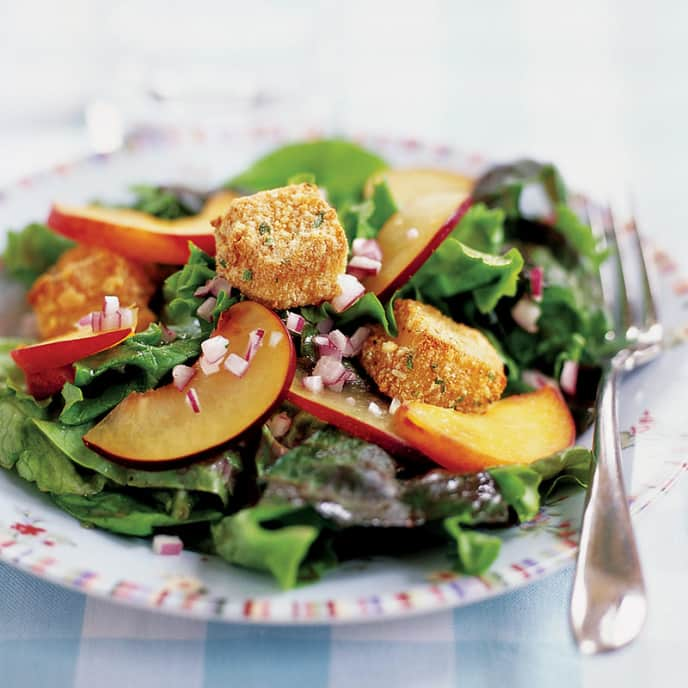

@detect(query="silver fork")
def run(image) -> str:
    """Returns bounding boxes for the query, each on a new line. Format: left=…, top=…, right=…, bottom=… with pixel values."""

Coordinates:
left=569, top=203, right=663, bottom=654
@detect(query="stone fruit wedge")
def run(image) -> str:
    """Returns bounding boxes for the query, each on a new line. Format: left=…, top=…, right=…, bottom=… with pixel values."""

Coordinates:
left=393, top=387, right=576, bottom=473
left=287, top=367, right=418, bottom=460
left=47, top=190, right=238, bottom=265
left=84, top=301, right=295, bottom=466
left=364, top=168, right=474, bottom=208
left=11, top=325, right=135, bottom=375
left=361, top=191, right=472, bottom=301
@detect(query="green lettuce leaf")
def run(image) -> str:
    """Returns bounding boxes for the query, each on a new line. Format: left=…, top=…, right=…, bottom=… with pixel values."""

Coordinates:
left=123, top=185, right=200, bottom=219
left=59, top=325, right=202, bottom=425
left=489, top=446, right=593, bottom=521
left=554, top=203, right=608, bottom=266
left=33, top=419, right=240, bottom=505
left=412, top=241, right=524, bottom=313
left=226, top=140, right=387, bottom=208
left=211, top=504, right=323, bottom=589
left=162, top=245, right=237, bottom=337
left=0, top=390, right=104, bottom=495
left=2, top=223, right=74, bottom=287
left=53, top=492, right=222, bottom=536
left=443, top=518, right=502, bottom=575
left=339, top=181, right=398, bottom=242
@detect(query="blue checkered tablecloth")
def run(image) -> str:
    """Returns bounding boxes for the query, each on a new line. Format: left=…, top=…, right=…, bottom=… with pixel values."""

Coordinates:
left=1, top=475, right=685, bottom=688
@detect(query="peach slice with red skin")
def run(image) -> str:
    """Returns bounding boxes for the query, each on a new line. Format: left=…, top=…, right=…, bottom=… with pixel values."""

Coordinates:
left=47, top=190, right=238, bottom=265
left=364, top=168, right=474, bottom=208
left=11, top=325, right=135, bottom=375
left=361, top=192, right=472, bottom=302
left=83, top=301, right=295, bottom=466
left=287, top=367, right=419, bottom=460
left=393, top=387, right=576, bottom=474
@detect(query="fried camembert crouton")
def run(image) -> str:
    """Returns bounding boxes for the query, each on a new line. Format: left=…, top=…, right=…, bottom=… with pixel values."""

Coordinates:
left=213, top=183, right=348, bottom=309
left=28, top=245, right=157, bottom=339
left=360, top=299, right=506, bottom=413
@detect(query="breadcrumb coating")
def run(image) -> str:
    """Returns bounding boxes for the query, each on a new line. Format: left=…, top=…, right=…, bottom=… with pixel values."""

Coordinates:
left=28, top=245, right=158, bottom=339
left=360, top=299, right=506, bottom=412
left=213, top=183, right=348, bottom=309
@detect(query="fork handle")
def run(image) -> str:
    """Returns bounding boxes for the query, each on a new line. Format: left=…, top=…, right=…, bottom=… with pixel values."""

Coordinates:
left=570, top=360, right=647, bottom=653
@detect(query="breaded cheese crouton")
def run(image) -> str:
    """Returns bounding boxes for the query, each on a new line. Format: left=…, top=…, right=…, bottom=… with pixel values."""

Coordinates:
left=360, top=299, right=506, bottom=413
left=28, top=245, right=157, bottom=339
left=213, top=183, right=348, bottom=309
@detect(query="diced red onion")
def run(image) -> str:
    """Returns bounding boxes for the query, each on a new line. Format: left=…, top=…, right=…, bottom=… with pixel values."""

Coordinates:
left=328, top=329, right=353, bottom=357
left=303, top=375, right=324, bottom=393
left=268, top=331, right=283, bottom=348
left=91, top=311, right=103, bottom=333
left=103, top=310, right=121, bottom=331
left=185, top=388, right=201, bottom=413
left=267, top=412, right=292, bottom=439
left=349, top=326, right=370, bottom=355
left=194, top=282, right=212, bottom=297
left=559, top=360, right=579, bottom=396
left=199, top=355, right=221, bottom=376
left=202, top=335, right=229, bottom=364
left=210, top=277, right=231, bottom=297
left=172, top=364, right=195, bottom=391
left=345, top=396, right=356, bottom=406
left=118, top=308, right=135, bottom=330
left=389, top=397, right=402, bottom=415
left=77, top=312, right=93, bottom=328
left=352, top=238, right=383, bottom=262
left=313, top=355, right=347, bottom=385
left=194, top=276, right=232, bottom=298
left=317, top=317, right=334, bottom=334
left=347, top=255, right=382, bottom=277
left=197, top=296, right=217, bottom=322
left=332, top=274, right=365, bottom=313
left=225, top=352, right=249, bottom=377
left=511, top=297, right=541, bottom=334
left=522, top=369, right=559, bottom=391
left=406, top=227, right=420, bottom=240
left=152, top=534, right=183, bottom=556
left=314, top=335, right=341, bottom=359
left=161, top=324, right=177, bottom=343
left=285, top=312, right=305, bottom=334
left=368, top=401, right=384, bottom=417
left=530, top=266, right=544, bottom=302
left=103, top=295, right=119, bottom=315
left=244, top=328, right=265, bottom=361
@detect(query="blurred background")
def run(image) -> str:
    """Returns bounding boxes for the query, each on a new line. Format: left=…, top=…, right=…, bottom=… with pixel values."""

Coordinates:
left=1, top=0, right=686, bottom=248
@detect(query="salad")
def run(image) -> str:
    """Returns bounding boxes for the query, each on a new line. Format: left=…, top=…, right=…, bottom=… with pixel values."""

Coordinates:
left=0, top=140, right=612, bottom=589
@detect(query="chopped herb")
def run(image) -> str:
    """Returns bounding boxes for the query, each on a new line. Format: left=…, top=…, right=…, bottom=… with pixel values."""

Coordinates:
left=487, top=371, right=496, bottom=381
left=258, top=223, right=272, bottom=235
left=406, top=353, right=414, bottom=370
left=264, top=237, right=274, bottom=246
left=313, top=212, right=324, bottom=228
left=242, top=269, right=253, bottom=281
left=218, top=258, right=228, bottom=268
left=434, top=378, right=446, bottom=393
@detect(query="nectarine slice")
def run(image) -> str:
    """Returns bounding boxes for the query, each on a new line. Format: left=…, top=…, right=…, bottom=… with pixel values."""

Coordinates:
left=84, top=301, right=295, bottom=465
left=364, top=168, right=474, bottom=208
left=393, top=387, right=576, bottom=473
left=11, top=325, right=135, bottom=375
left=287, top=367, right=418, bottom=460
left=47, top=190, right=238, bottom=265
left=362, top=192, right=472, bottom=301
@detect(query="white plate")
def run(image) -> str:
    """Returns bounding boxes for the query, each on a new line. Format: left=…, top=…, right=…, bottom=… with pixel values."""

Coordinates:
left=0, top=128, right=686, bottom=624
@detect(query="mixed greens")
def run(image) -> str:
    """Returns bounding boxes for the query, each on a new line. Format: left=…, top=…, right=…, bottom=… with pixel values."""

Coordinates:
left=0, top=139, right=609, bottom=589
